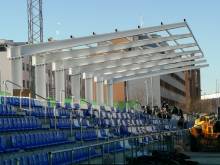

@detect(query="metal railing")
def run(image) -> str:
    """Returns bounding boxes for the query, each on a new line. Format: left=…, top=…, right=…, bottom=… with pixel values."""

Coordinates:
left=48, top=129, right=189, bottom=165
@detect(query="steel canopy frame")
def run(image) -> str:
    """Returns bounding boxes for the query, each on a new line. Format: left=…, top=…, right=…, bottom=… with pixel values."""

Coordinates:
left=103, top=59, right=206, bottom=80
left=113, top=64, right=208, bottom=83
left=91, top=53, right=203, bottom=77
left=9, top=22, right=188, bottom=58
left=54, top=43, right=197, bottom=71
left=34, top=33, right=192, bottom=65
left=69, top=50, right=201, bottom=75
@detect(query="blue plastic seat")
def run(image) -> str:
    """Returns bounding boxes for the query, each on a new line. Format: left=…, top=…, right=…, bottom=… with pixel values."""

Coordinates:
left=0, top=136, right=6, bottom=151
left=3, top=118, right=9, bottom=130
left=0, top=105, right=3, bottom=115
left=75, top=131, right=82, bottom=141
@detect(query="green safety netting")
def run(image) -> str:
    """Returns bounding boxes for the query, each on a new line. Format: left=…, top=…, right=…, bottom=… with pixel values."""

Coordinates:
left=0, top=91, right=11, bottom=96
left=114, top=100, right=141, bottom=111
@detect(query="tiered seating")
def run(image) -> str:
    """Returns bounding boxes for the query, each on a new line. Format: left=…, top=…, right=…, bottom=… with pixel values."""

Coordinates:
left=0, top=96, right=193, bottom=164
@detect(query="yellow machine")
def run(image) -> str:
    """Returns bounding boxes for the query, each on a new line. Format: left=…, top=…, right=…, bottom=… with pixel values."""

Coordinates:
left=190, top=114, right=220, bottom=151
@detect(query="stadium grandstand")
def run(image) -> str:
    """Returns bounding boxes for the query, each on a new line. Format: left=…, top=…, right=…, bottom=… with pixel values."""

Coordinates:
left=0, top=20, right=208, bottom=164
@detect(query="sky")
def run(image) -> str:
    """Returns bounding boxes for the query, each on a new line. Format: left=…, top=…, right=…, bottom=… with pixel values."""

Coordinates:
left=0, top=0, right=219, bottom=94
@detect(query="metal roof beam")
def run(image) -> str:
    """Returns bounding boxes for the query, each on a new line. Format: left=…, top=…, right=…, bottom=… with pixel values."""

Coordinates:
left=9, top=22, right=187, bottom=57
left=68, top=50, right=200, bottom=75
left=91, top=53, right=202, bottom=76
left=113, top=64, right=208, bottom=83
left=34, top=33, right=192, bottom=64
left=104, top=59, right=206, bottom=80
left=55, top=43, right=197, bottom=71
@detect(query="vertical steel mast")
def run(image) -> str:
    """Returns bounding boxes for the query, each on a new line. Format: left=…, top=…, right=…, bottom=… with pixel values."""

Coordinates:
left=27, top=0, right=43, bottom=96
left=27, top=0, right=43, bottom=43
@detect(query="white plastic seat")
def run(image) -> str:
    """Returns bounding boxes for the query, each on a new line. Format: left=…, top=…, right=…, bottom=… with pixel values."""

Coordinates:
left=93, top=110, right=99, bottom=118
left=73, top=119, right=80, bottom=128
left=112, top=112, right=117, bottom=119
left=146, top=126, right=153, bottom=132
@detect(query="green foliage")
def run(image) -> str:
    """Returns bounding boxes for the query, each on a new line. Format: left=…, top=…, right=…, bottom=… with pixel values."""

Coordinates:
left=0, top=91, right=11, bottom=96
left=113, top=100, right=141, bottom=111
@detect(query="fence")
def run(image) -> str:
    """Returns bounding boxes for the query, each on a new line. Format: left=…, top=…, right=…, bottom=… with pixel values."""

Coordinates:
left=48, top=129, right=189, bottom=165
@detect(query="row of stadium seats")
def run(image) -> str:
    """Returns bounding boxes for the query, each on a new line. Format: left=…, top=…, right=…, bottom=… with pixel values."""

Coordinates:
left=50, top=118, right=92, bottom=129
left=1, top=96, right=42, bottom=107
left=28, top=107, right=70, bottom=117
left=75, top=130, right=98, bottom=141
left=0, top=131, right=69, bottom=151
left=0, top=153, right=48, bottom=165
left=52, top=148, right=101, bottom=164
left=11, top=131, right=69, bottom=149
left=0, top=117, right=41, bottom=131
left=0, top=104, right=16, bottom=115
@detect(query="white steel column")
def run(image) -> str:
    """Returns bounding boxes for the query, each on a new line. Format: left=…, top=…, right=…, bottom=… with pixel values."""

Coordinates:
left=85, top=74, right=93, bottom=102
left=71, top=74, right=81, bottom=101
left=96, top=78, right=104, bottom=105
left=33, top=56, right=47, bottom=99
left=35, top=64, right=46, bottom=99
left=55, top=69, right=65, bottom=103
left=107, top=81, right=113, bottom=106
left=8, top=47, right=23, bottom=91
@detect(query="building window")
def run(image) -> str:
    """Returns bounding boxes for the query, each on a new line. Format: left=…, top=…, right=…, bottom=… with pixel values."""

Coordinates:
left=22, top=63, right=25, bottom=71
left=23, top=80, right=25, bottom=88
left=27, top=81, right=30, bottom=89
left=26, top=64, right=29, bottom=71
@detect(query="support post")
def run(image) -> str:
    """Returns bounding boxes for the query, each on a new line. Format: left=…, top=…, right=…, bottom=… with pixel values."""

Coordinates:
left=107, top=81, right=113, bottom=106
left=71, top=73, right=81, bottom=101
left=55, top=69, right=65, bottom=104
left=35, top=63, right=46, bottom=99
left=85, top=74, right=93, bottom=103
left=96, top=78, right=104, bottom=105
left=8, top=47, right=23, bottom=93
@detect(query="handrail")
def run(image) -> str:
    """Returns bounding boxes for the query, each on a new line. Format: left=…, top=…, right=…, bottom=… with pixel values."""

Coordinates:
left=50, top=129, right=189, bottom=154
left=4, top=80, right=22, bottom=89
left=3, top=80, right=23, bottom=108
left=80, top=99, right=91, bottom=105
left=34, top=93, right=48, bottom=101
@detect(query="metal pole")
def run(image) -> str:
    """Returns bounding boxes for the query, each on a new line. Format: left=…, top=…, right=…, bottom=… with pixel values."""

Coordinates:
left=29, top=93, right=32, bottom=116
left=145, top=79, right=149, bottom=105
left=4, top=81, right=6, bottom=105
left=151, top=77, right=153, bottom=108
left=70, top=111, right=73, bottom=136
left=19, top=88, right=23, bottom=110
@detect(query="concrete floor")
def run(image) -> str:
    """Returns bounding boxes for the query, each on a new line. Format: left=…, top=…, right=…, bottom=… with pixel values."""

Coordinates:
left=184, top=152, right=220, bottom=165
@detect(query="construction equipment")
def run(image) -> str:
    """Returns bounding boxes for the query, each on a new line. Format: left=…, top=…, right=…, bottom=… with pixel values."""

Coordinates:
left=190, top=113, right=220, bottom=151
